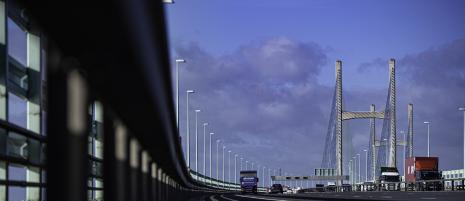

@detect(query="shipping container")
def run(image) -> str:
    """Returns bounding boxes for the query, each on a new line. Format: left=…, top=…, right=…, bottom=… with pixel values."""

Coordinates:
left=405, top=157, right=439, bottom=183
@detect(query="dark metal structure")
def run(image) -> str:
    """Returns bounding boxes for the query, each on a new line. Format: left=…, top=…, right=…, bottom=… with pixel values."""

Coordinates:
left=0, top=0, right=224, bottom=200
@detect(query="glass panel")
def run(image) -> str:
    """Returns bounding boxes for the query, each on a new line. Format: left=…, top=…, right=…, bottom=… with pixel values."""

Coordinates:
left=0, top=185, right=5, bottom=201
left=8, top=164, right=26, bottom=181
left=7, top=18, right=27, bottom=66
left=26, top=187, right=39, bottom=201
left=8, top=186, right=25, bottom=201
left=27, top=138, right=41, bottom=164
left=7, top=93, right=27, bottom=128
left=0, top=128, right=6, bottom=155
left=7, top=132, right=27, bottom=159
left=0, top=162, right=5, bottom=180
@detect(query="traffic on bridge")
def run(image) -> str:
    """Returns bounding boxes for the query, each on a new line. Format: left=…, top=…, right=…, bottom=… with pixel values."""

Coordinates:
left=0, top=0, right=464, bottom=201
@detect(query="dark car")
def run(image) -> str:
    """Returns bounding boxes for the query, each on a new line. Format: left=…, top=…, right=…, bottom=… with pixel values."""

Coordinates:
left=270, top=184, right=284, bottom=194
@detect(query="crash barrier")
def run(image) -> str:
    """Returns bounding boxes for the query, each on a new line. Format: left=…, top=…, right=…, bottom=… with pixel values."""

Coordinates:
left=347, top=178, right=465, bottom=192
left=6, top=0, right=246, bottom=200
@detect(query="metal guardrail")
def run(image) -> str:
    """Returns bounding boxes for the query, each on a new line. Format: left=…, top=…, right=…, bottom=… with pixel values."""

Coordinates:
left=14, top=0, right=240, bottom=200
left=344, top=178, right=465, bottom=192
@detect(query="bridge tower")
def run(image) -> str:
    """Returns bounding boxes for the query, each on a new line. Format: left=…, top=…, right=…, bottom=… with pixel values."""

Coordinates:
left=388, top=59, right=397, bottom=167
left=332, top=59, right=398, bottom=182
left=407, top=103, right=414, bottom=157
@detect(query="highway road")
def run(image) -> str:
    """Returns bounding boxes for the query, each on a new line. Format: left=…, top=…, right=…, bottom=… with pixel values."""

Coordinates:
left=195, top=191, right=465, bottom=201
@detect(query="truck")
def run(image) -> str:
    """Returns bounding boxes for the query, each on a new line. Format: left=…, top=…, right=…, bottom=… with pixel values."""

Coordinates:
left=405, top=157, right=443, bottom=191
left=378, top=167, right=400, bottom=191
left=240, top=170, right=258, bottom=194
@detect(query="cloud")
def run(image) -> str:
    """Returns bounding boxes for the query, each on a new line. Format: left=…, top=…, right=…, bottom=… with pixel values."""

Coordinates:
left=174, top=37, right=465, bottom=178
left=175, top=37, right=331, bottom=175
left=396, top=38, right=465, bottom=170
left=357, top=57, right=387, bottom=73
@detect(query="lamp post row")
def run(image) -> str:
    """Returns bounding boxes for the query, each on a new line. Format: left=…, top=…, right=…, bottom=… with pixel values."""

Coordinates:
left=177, top=58, right=278, bottom=187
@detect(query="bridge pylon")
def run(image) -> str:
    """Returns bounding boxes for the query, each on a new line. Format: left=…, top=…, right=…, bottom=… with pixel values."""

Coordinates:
left=330, top=59, right=398, bottom=183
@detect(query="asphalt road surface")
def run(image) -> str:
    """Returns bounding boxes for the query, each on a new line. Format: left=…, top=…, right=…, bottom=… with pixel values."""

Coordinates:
left=199, top=191, right=465, bottom=201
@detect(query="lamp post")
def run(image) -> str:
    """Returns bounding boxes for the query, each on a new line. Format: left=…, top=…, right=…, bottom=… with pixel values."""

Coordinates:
left=352, top=156, right=356, bottom=184
left=228, top=150, right=231, bottom=183
left=400, top=130, right=406, bottom=179
left=459, top=107, right=465, bottom=175
left=203, top=123, right=208, bottom=176
left=349, top=160, right=352, bottom=184
left=175, top=59, right=185, bottom=134
left=240, top=157, right=243, bottom=171
left=424, top=121, right=431, bottom=157
left=209, top=133, right=214, bottom=178
left=194, top=109, right=201, bottom=172
left=234, top=154, right=238, bottom=184
left=268, top=168, right=271, bottom=186
left=357, top=154, right=361, bottom=183
left=222, top=146, right=226, bottom=182
left=216, top=139, right=220, bottom=180
left=186, top=90, right=195, bottom=169
left=363, top=149, right=368, bottom=182
left=262, top=166, right=266, bottom=187
left=273, top=169, right=277, bottom=185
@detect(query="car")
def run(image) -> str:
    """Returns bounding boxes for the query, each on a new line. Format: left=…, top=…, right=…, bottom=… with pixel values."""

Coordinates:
left=269, top=184, right=284, bottom=194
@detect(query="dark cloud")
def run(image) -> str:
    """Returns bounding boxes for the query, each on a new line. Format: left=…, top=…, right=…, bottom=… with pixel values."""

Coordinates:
left=397, top=38, right=465, bottom=170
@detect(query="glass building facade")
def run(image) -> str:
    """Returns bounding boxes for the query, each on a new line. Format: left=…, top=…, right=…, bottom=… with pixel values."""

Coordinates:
left=0, top=1, right=104, bottom=200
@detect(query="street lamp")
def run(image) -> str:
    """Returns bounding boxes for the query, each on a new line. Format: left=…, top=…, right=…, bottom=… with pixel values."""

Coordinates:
left=228, top=150, right=231, bottom=183
left=352, top=156, right=357, bottom=184
left=424, top=121, right=431, bottom=157
left=349, top=160, right=352, bottom=184
left=175, top=59, right=185, bottom=135
left=363, top=149, right=368, bottom=182
left=222, top=146, right=226, bottom=182
left=195, top=109, right=201, bottom=172
left=203, top=123, right=208, bottom=176
left=268, top=168, right=271, bottom=186
left=209, top=132, right=214, bottom=178
left=459, top=107, right=465, bottom=175
left=234, top=154, right=238, bottom=184
left=357, top=154, right=361, bottom=183
left=186, top=90, right=195, bottom=169
left=400, top=130, right=406, bottom=178
left=216, top=139, right=220, bottom=180
left=240, top=157, right=243, bottom=171
left=262, top=166, right=266, bottom=187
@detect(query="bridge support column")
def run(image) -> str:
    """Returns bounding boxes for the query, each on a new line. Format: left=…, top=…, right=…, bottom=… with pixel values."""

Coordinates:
left=408, top=103, right=413, bottom=157
left=388, top=59, right=397, bottom=168
left=335, top=60, right=343, bottom=185
left=370, top=104, right=376, bottom=181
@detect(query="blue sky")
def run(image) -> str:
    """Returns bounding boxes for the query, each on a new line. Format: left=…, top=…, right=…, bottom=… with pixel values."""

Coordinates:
left=166, top=0, right=465, bottom=183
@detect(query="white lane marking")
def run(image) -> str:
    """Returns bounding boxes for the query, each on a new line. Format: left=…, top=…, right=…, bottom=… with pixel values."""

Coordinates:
left=220, top=194, right=239, bottom=201
left=209, top=195, right=219, bottom=201
left=420, top=198, right=437, bottom=200
left=235, top=194, right=288, bottom=201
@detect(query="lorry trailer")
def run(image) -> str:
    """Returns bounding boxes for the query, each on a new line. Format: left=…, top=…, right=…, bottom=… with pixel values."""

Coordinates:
left=405, top=157, right=443, bottom=191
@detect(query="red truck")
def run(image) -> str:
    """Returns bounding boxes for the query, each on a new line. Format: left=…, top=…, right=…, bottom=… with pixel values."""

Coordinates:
left=405, top=157, right=443, bottom=191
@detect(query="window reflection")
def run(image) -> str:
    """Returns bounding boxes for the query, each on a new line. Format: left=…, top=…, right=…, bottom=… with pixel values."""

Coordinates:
left=7, top=93, right=27, bottom=128
left=7, top=18, right=27, bottom=66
